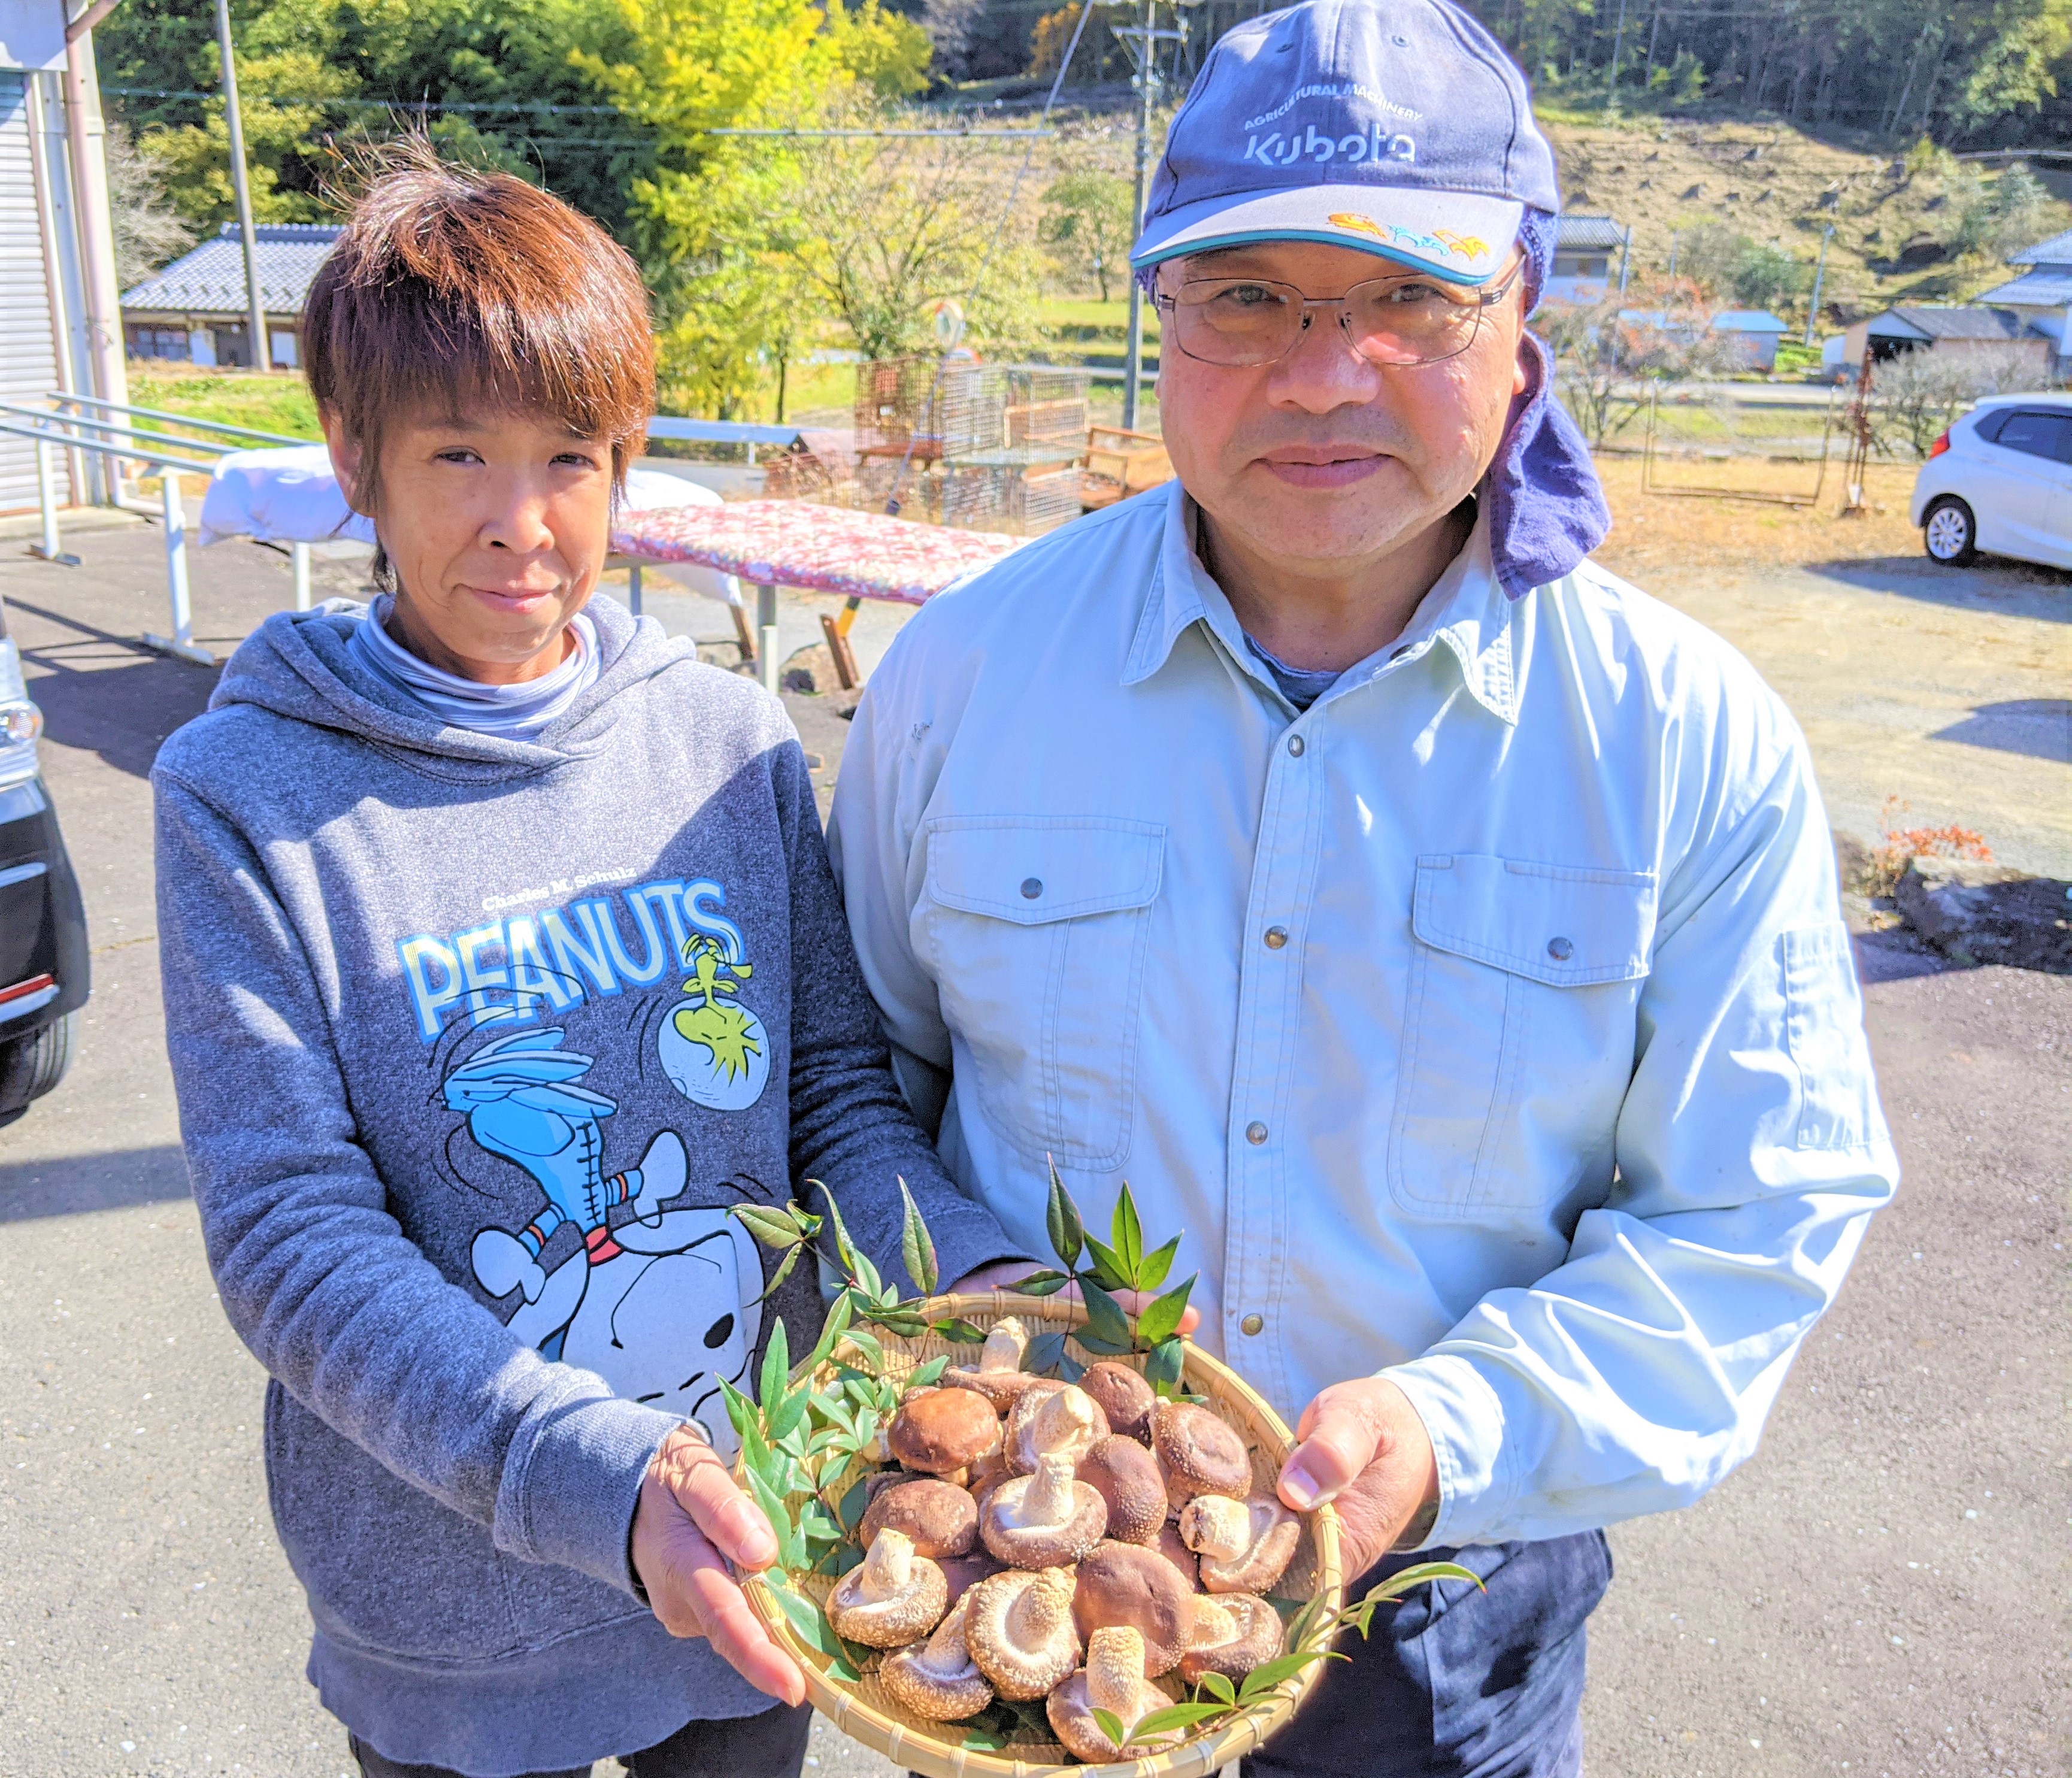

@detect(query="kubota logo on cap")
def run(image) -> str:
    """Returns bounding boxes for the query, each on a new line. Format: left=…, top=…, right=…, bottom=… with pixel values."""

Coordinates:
left=1245, top=120, right=1414, bottom=167
left=1327, top=214, right=1492, bottom=261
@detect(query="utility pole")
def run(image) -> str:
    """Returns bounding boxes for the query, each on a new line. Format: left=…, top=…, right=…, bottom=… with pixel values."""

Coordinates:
left=1120, top=0, right=1158, bottom=431
left=1605, top=0, right=1629, bottom=111
left=214, top=0, right=270, bottom=372
left=1618, top=223, right=1634, bottom=295
left=1117, top=0, right=1190, bottom=429
left=1805, top=222, right=1835, bottom=347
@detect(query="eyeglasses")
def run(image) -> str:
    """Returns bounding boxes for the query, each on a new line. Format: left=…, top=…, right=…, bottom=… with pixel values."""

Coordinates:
left=1155, top=262, right=1523, bottom=369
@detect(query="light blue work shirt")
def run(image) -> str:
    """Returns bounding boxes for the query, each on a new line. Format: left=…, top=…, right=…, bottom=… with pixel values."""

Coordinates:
left=827, top=480, right=1898, bottom=1549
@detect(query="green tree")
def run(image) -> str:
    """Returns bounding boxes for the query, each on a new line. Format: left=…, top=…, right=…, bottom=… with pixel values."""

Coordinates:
left=1040, top=169, right=1133, bottom=302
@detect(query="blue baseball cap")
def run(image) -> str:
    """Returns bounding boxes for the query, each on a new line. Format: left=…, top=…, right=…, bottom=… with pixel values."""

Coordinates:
left=1131, top=0, right=1561, bottom=285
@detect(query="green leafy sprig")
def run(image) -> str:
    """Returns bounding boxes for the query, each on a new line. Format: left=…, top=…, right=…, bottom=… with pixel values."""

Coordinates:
left=1014, top=1161, right=1197, bottom=1398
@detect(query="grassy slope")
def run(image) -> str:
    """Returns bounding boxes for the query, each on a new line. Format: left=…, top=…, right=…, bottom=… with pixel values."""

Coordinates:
left=126, top=366, right=322, bottom=441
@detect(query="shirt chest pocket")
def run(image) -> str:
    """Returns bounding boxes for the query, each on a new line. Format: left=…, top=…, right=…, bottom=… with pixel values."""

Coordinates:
left=922, top=816, right=1165, bottom=1170
left=1389, top=855, right=1658, bottom=1217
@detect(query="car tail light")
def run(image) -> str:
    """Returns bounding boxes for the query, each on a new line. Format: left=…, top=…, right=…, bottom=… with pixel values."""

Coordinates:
left=1928, top=430, right=1951, bottom=458
left=0, top=640, right=41, bottom=790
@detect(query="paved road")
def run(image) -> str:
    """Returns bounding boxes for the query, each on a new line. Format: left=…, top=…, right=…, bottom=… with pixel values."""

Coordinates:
left=0, top=524, right=2064, bottom=1778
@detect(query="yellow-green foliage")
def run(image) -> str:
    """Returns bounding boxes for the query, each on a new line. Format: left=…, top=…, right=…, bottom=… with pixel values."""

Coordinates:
left=125, top=368, right=323, bottom=441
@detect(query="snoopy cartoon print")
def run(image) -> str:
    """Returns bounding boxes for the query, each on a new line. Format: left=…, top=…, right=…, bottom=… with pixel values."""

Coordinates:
left=658, top=929, right=771, bottom=1111
left=450, top=1029, right=762, bottom=1454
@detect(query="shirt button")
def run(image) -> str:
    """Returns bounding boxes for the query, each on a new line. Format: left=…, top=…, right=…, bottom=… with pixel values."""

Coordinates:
left=1547, top=935, right=1574, bottom=961
left=1020, top=878, right=1043, bottom=899
left=1263, top=926, right=1288, bottom=950
left=1240, top=1313, right=1265, bottom=1336
left=1245, top=1121, right=1268, bottom=1145
left=1286, top=734, right=1305, bottom=757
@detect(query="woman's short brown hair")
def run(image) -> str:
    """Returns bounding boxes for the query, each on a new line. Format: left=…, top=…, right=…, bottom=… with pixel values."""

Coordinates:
left=305, top=145, right=655, bottom=519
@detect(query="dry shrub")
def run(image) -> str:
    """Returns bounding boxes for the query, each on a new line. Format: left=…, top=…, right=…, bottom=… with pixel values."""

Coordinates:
left=1864, top=793, right=1994, bottom=896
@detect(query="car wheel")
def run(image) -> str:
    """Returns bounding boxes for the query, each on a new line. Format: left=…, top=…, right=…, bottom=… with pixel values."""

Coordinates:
left=1923, top=496, right=1977, bottom=566
left=0, top=1010, right=77, bottom=1126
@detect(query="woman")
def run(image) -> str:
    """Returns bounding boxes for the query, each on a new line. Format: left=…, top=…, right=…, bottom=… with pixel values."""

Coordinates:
left=153, top=152, right=1020, bottom=1778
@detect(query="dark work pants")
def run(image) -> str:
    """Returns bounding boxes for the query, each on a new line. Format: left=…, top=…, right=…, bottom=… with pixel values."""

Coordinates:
left=350, top=1701, right=813, bottom=1778
left=1244, top=1531, right=1612, bottom=1778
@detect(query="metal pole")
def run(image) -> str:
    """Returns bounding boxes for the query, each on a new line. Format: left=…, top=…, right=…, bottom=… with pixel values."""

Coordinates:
left=146, top=472, right=215, bottom=666
left=291, top=540, right=311, bottom=611
left=626, top=561, right=643, bottom=619
left=757, top=583, right=780, bottom=695
left=1618, top=225, right=1634, bottom=295
left=1122, top=0, right=1157, bottom=431
left=215, top=0, right=271, bottom=372
left=1805, top=223, right=1835, bottom=347
left=31, top=442, right=79, bottom=566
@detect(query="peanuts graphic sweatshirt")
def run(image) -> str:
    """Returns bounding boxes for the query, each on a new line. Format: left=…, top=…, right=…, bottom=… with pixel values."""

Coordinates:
left=153, top=595, right=1017, bottom=1776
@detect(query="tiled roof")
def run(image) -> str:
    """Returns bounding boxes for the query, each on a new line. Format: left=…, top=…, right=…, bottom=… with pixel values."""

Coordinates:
left=1972, top=271, right=2072, bottom=308
left=2005, top=228, right=2072, bottom=268
left=1711, top=309, right=1789, bottom=332
left=1556, top=214, right=1626, bottom=250
left=1866, top=305, right=2034, bottom=342
left=121, top=224, right=341, bottom=319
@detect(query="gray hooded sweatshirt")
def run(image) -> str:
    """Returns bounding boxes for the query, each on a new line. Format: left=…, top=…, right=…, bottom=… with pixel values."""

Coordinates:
left=153, top=596, right=1017, bottom=1776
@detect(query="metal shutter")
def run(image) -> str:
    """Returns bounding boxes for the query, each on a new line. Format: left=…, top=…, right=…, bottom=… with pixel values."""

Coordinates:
left=0, top=73, right=62, bottom=516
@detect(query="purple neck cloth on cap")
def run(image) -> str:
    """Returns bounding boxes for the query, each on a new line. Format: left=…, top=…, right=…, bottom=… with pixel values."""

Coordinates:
left=1489, top=205, right=1610, bottom=601
left=1134, top=202, right=1610, bottom=602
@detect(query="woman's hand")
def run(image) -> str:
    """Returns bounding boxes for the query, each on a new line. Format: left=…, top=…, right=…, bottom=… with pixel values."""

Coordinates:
left=629, top=1425, right=807, bottom=1706
left=947, top=1261, right=1202, bottom=1338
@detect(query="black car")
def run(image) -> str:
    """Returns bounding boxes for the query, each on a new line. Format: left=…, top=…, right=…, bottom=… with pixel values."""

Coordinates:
left=0, top=596, right=87, bottom=1125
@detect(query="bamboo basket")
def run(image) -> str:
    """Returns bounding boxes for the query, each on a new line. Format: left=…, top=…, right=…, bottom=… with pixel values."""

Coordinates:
left=736, top=1290, right=1345, bottom=1778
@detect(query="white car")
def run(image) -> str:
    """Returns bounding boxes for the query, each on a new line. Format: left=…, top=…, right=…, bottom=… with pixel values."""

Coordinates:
left=1910, top=390, right=2072, bottom=569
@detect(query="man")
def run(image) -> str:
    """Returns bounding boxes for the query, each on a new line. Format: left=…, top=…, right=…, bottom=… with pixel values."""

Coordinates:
left=829, top=0, right=1898, bottom=1770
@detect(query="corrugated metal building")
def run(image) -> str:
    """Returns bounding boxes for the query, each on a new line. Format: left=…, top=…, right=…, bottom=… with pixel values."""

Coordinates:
left=1, top=1, right=126, bottom=516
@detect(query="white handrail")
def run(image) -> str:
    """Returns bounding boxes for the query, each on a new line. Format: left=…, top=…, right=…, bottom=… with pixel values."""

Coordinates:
left=47, top=389, right=311, bottom=449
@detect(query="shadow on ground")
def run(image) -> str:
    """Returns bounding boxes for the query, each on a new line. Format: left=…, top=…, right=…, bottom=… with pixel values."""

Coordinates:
left=1930, top=698, right=2072, bottom=764
left=0, top=1144, right=192, bottom=1223
left=7, top=596, right=222, bottom=779
left=1807, top=553, right=2072, bottom=620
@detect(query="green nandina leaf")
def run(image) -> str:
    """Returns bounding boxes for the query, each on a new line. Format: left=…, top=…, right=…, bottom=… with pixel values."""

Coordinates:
left=1130, top=1703, right=1230, bottom=1737
left=1023, top=1331, right=1067, bottom=1374
left=1136, top=1235, right=1181, bottom=1294
left=731, top=1204, right=806, bottom=1249
left=1361, top=1562, right=1486, bottom=1604
left=1143, top=1334, right=1186, bottom=1396
left=1076, top=1277, right=1132, bottom=1350
left=1112, top=1181, right=1143, bottom=1283
left=897, top=1178, right=939, bottom=1297
left=742, top=1467, right=798, bottom=1567
left=1089, top=1707, right=1129, bottom=1749
left=752, top=1239, right=805, bottom=1304
left=928, top=1317, right=989, bottom=1346
left=907, top=1353, right=952, bottom=1389
left=1008, top=1268, right=1072, bottom=1297
left=721, top=1379, right=759, bottom=1447
left=798, top=1501, right=840, bottom=1543
left=813, top=1181, right=859, bottom=1273
left=1081, top=1235, right=1132, bottom=1293
left=1236, top=1649, right=1335, bottom=1701
left=864, top=1307, right=929, bottom=1338
left=1045, top=1159, right=1084, bottom=1269
left=765, top=1389, right=810, bottom=1444
left=798, top=1290, right=855, bottom=1383
left=836, top=1476, right=873, bottom=1535
left=839, top=1327, right=884, bottom=1368
left=850, top=1247, right=883, bottom=1301
left=805, top=1424, right=850, bottom=1459
left=767, top=1580, right=848, bottom=1666
left=1136, top=1275, right=1195, bottom=1347
left=759, top=1319, right=791, bottom=1416
left=1195, top=1670, right=1237, bottom=1707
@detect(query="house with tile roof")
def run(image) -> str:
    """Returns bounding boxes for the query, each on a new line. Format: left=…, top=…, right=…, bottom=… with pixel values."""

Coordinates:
left=1543, top=214, right=1629, bottom=305
left=120, top=223, right=341, bottom=369
left=1838, top=304, right=2056, bottom=381
left=1973, top=230, right=2072, bottom=366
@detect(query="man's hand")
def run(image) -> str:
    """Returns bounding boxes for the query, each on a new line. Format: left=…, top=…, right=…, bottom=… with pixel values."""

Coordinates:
left=947, top=1261, right=1202, bottom=1337
left=629, top=1425, right=806, bottom=1706
left=1277, top=1377, right=1440, bottom=1580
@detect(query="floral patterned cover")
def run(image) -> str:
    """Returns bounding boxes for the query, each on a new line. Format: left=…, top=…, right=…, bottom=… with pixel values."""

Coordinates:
left=611, top=499, right=1023, bottom=606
